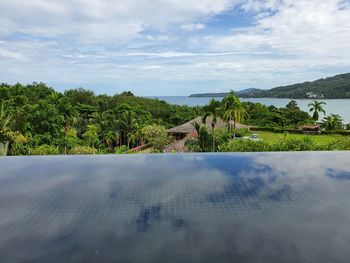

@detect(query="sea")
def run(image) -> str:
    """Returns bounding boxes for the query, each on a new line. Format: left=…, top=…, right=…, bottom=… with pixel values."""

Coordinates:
left=151, top=96, right=350, bottom=124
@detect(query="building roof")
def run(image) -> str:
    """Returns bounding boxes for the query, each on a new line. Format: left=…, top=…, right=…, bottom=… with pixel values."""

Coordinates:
left=163, top=137, right=189, bottom=153
left=168, top=116, right=251, bottom=134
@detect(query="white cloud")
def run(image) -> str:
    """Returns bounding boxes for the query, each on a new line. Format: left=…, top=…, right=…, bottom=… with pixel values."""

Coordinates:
left=241, top=0, right=282, bottom=13
left=141, top=65, right=163, bottom=70
left=0, top=48, right=25, bottom=60
left=0, top=0, right=239, bottom=43
left=181, top=23, right=206, bottom=31
left=208, top=0, right=350, bottom=59
left=1, top=0, right=350, bottom=94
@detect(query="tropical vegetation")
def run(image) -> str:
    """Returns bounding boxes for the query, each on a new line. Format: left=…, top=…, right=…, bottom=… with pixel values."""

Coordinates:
left=1, top=82, right=349, bottom=155
left=222, top=91, right=248, bottom=138
left=308, top=100, right=326, bottom=122
left=0, top=83, right=199, bottom=155
left=202, top=99, right=221, bottom=151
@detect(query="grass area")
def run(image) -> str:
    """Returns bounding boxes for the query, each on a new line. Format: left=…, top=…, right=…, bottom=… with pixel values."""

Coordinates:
left=139, top=147, right=153, bottom=153
left=250, top=131, right=349, bottom=145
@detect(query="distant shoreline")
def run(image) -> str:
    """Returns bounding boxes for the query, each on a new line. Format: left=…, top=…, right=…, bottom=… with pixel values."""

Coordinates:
left=189, top=72, right=350, bottom=99
left=188, top=95, right=346, bottom=100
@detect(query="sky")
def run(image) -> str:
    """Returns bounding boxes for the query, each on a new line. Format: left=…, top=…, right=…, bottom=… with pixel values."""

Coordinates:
left=1, top=0, right=350, bottom=96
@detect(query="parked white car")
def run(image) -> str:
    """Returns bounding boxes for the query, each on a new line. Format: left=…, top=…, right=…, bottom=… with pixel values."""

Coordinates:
left=243, top=134, right=261, bottom=141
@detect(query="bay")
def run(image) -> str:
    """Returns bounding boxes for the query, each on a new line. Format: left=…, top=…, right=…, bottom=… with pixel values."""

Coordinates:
left=152, top=96, right=350, bottom=124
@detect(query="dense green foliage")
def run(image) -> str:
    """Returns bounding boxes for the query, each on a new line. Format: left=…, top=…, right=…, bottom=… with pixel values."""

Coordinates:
left=321, top=114, right=344, bottom=131
left=1, top=83, right=349, bottom=155
left=240, top=73, right=350, bottom=99
left=186, top=94, right=348, bottom=153
left=0, top=82, right=200, bottom=155
left=219, top=136, right=350, bottom=152
left=141, top=124, right=170, bottom=152
left=243, top=100, right=312, bottom=128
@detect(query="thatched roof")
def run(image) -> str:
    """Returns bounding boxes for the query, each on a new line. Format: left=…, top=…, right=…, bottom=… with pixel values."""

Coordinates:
left=163, top=137, right=189, bottom=153
left=168, top=116, right=251, bottom=134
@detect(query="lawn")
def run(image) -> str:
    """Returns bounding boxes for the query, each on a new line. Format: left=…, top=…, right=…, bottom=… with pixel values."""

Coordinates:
left=250, top=131, right=348, bottom=145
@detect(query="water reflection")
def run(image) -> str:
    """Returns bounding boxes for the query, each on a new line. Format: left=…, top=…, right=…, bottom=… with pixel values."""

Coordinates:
left=0, top=153, right=350, bottom=262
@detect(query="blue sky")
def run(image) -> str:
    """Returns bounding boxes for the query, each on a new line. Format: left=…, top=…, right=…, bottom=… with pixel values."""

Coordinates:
left=1, top=0, right=350, bottom=95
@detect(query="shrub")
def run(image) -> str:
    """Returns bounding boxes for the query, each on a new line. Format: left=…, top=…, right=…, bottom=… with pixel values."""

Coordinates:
left=272, top=137, right=315, bottom=151
left=69, top=146, right=97, bottom=155
left=186, top=138, right=207, bottom=152
left=321, top=130, right=350, bottom=135
left=29, top=145, right=60, bottom=155
left=235, top=128, right=249, bottom=137
left=324, top=139, right=350, bottom=151
left=219, top=137, right=318, bottom=152
left=115, top=145, right=129, bottom=154
left=219, top=140, right=271, bottom=152
left=185, top=123, right=213, bottom=152
left=251, top=127, right=303, bottom=134
left=250, top=127, right=275, bottom=132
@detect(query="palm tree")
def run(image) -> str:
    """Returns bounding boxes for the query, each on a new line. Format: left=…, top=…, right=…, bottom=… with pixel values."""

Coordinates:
left=127, top=132, right=138, bottom=148
left=0, top=100, right=12, bottom=156
left=222, top=91, right=248, bottom=139
left=103, top=130, right=115, bottom=152
left=118, top=111, right=137, bottom=148
left=58, top=98, right=78, bottom=154
left=202, top=99, right=221, bottom=151
left=322, top=114, right=343, bottom=131
left=0, top=100, right=12, bottom=130
left=308, top=100, right=326, bottom=122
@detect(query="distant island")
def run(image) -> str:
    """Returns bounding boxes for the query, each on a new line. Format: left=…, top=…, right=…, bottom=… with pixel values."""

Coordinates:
left=190, top=73, right=350, bottom=99
left=189, top=88, right=262, bottom=98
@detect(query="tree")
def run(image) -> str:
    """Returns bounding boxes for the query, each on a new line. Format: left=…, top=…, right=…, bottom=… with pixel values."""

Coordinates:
left=0, top=100, right=11, bottom=131
left=57, top=97, right=78, bottom=154
left=286, top=100, right=300, bottom=110
left=82, top=124, right=100, bottom=148
left=118, top=111, right=137, bottom=148
left=64, top=88, right=96, bottom=105
left=0, top=101, right=10, bottom=155
left=141, top=124, right=170, bottom=152
left=0, top=100, right=27, bottom=155
left=120, top=91, right=134, bottom=97
left=202, top=99, right=221, bottom=151
left=321, top=114, right=343, bottom=131
left=103, top=130, right=115, bottom=152
left=222, top=91, right=248, bottom=139
left=185, top=122, right=212, bottom=152
left=308, top=100, right=326, bottom=122
left=26, top=99, right=63, bottom=142
left=61, top=128, right=79, bottom=153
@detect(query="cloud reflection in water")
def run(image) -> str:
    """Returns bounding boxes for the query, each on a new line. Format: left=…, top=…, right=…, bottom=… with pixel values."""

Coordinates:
left=0, top=152, right=350, bottom=262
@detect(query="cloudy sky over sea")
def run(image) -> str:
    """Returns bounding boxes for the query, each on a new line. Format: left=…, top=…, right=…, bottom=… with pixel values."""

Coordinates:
left=1, top=0, right=350, bottom=95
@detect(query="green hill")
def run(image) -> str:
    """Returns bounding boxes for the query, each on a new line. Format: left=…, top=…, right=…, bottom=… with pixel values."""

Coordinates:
left=240, top=73, right=350, bottom=99
left=189, top=88, right=262, bottom=98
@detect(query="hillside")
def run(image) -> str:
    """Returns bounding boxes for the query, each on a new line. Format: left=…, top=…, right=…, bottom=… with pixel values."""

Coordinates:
left=240, top=73, right=350, bottom=99
left=189, top=88, right=262, bottom=97
left=190, top=73, right=350, bottom=99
